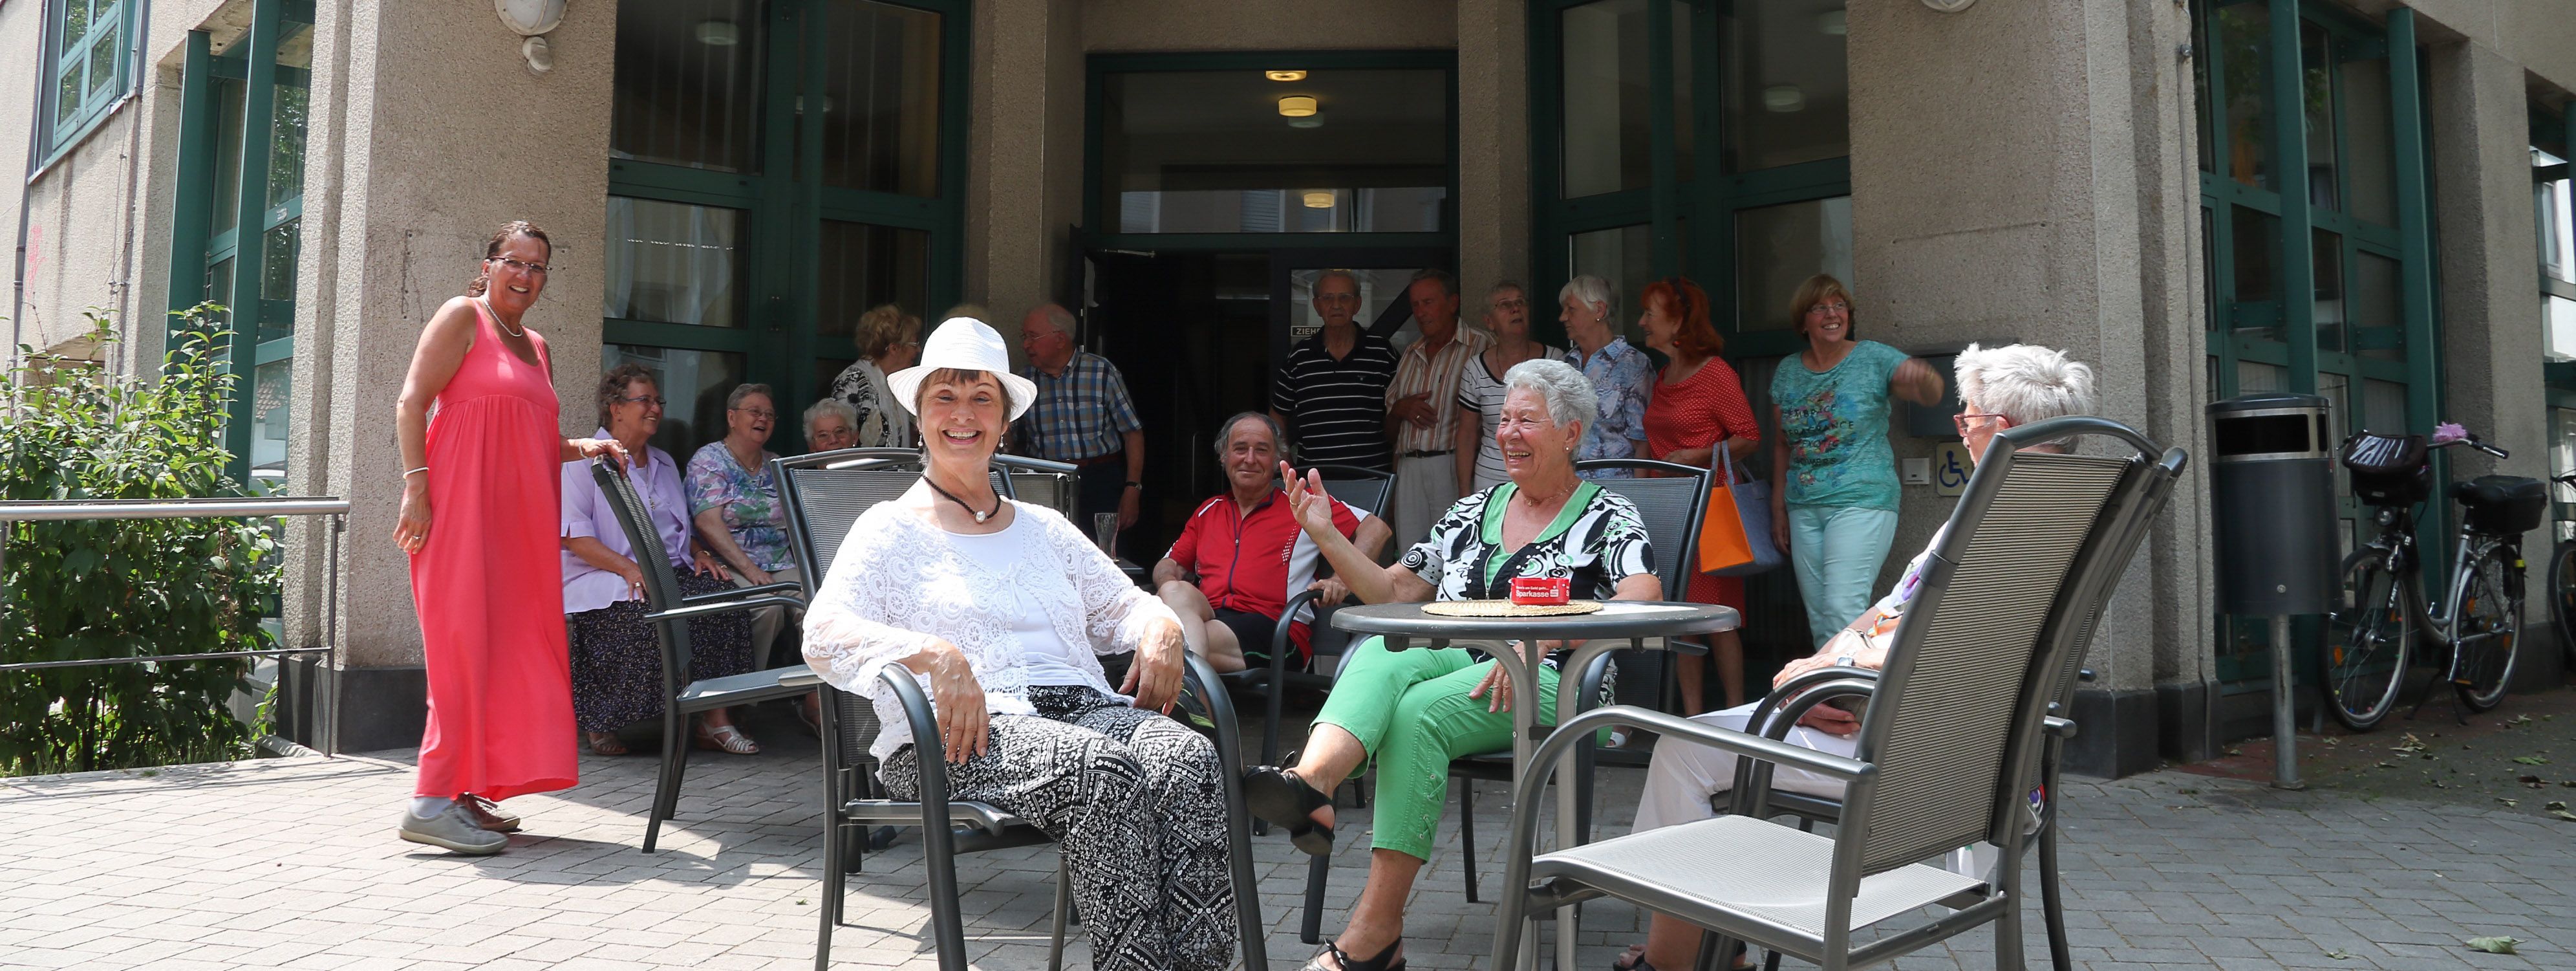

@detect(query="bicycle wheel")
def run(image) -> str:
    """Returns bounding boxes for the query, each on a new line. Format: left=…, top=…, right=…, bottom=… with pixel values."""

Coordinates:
left=2550, top=540, right=2576, bottom=670
left=2451, top=544, right=2524, bottom=712
left=2324, top=549, right=2411, bottom=731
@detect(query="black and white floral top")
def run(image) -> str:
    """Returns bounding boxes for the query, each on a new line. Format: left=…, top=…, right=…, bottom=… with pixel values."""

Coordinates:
left=1401, top=480, right=1657, bottom=676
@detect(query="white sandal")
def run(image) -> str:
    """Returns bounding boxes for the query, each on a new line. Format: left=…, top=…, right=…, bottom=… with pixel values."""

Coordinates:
left=694, top=723, right=760, bottom=755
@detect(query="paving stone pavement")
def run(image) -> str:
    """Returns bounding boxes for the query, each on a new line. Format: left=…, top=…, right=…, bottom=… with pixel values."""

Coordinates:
left=3, top=708, right=2571, bottom=971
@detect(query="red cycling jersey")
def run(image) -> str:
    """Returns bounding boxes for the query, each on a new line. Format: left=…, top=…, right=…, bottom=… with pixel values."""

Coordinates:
left=1166, top=489, right=1366, bottom=659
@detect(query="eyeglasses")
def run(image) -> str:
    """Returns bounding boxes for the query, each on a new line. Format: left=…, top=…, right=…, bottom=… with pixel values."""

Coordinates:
left=733, top=408, right=778, bottom=420
left=1492, top=297, right=1527, bottom=311
left=1805, top=300, right=1850, bottom=316
left=1952, top=412, right=2009, bottom=433
left=617, top=394, right=667, bottom=407
left=488, top=256, right=550, bottom=275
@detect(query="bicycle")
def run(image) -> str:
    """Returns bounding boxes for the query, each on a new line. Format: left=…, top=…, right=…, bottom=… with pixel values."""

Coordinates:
left=2323, top=424, right=2546, bottom=731
left=2547, top=474, right=2576, bottom=671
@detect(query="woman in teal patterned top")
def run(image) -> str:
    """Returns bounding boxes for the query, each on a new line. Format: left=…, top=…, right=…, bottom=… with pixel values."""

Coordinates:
left=1766, top=275, right=1944, bottom=648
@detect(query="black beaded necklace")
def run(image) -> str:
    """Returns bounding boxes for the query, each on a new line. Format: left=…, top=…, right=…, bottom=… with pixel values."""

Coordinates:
left=925, top=475, right=1002, bottom=524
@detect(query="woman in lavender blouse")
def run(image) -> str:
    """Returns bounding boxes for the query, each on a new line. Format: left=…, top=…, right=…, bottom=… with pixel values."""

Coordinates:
left=560, top=364, right=759, bottom=756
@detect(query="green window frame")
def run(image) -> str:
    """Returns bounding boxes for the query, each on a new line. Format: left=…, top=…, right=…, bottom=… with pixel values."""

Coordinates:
left=604, top=0, right=969, bottom=458
left=39, top=0, right=136, bottom=166
left=1526, top=0, right=1849, bottom=358
left=2191, top=0, right=2441, bottom=685
left=163, top=0, right=317, bottom=486
left=2533, top=100, right=2576, bottom=535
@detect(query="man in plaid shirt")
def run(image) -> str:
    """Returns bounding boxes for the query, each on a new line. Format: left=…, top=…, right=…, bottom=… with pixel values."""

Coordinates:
left=1016, top=304, right=1146, bottom=535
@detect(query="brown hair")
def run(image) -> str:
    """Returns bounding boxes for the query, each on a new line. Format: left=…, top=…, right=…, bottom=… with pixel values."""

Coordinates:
left=467, top=220, right=552, bottom=297
left=1643, top=277, right=1723, bottom=360
left=596, top=362, right=657, bottom=429
left=1787, top=274, right=1855, bottom=339
left=853, top=303, right=921, bottom=360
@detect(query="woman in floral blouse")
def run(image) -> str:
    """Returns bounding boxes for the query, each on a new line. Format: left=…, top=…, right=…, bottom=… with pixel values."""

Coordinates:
left=687, top=383, right=797, bottom=753
left=1243, top=358, right=1659, bottom=971
left=1557, top=274, right=1656, bottom=479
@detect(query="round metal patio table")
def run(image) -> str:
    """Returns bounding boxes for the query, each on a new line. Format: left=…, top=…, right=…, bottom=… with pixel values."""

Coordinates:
left=1329, top=600, right=1740, bottom=971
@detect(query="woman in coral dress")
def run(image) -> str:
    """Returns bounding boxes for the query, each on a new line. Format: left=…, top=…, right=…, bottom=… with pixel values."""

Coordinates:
left=390, top=221, right=628, bottom=855
left=1638, top=278, right=1762, bottom=715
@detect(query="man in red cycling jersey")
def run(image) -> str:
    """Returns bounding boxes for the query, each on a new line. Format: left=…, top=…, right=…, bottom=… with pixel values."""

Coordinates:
left=1155, top=412, right=1391, bottom=673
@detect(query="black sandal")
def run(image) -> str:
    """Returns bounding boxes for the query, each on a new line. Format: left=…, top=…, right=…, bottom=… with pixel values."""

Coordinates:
left=1243, top=765, right=1335, bottom=856
left=1303, top=938, right=1404, bottom=971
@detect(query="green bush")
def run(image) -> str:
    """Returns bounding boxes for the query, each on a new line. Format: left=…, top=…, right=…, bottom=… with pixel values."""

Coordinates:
left=0, top=308, right=280, bottom=776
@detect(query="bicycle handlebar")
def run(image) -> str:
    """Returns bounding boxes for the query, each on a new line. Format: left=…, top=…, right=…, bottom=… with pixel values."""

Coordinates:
left=2435, top=432, right=2510, bottom=461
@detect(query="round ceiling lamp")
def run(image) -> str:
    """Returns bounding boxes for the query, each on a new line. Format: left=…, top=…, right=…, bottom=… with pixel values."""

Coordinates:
left=1278, top=96, right=1318, bottom=118
left=1266, top=70, right=1307, bottom=82
left=1302, top=191, right=1336, bottom=209
left=694, top=19, right=740, bottom=46
left=1763, top=85, right=1807, bottom=113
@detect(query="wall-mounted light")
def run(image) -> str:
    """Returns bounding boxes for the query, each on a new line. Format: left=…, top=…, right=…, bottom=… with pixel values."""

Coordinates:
left=493, top=0, right=569, bottom=74
left=1266, top=70, right=1307, bottom=82
left=1922, top=0, right=1976, bottom=11
left=1302, top=191, right=1336, bottom=209
left=1763, top=85, right=1806, bottom=113
left=1278, top=96, right=1318, bottom=118
left=1816, top=8, right=1847, bottom=35
left=694, top=19, right=740, bottom=46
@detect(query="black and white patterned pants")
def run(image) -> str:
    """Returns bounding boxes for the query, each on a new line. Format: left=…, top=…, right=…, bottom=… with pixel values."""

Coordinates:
left=881, top=684, right=1236, bottom=971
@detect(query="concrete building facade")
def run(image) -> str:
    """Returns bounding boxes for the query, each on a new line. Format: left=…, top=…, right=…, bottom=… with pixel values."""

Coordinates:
left=7, top=0, right=2573, bottom=775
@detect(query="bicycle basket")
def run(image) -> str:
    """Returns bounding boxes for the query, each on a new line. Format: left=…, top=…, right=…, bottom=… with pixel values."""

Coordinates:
left=2341, top=431, right=2431, bottom=505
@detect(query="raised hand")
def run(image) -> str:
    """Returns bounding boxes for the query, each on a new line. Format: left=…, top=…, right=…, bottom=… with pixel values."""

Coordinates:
left=1277, top=461, right=1340, bottom=538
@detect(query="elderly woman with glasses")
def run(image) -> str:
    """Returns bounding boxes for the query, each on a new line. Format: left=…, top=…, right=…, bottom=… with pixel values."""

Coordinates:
left=1768, top=274, right=1943, bottom=648
left=1557, top=274, right=1656, bottom=479
left=1611, top=343, right=2094, bottom=971
left=561, top=364, right=757, bottom=757
left=684, top=383, right=796, bottom=754
left=802, top=318, right=1234, bottom=971
left=827, top=303, right=923, bottom=448
left=1244, top=358, right=1659, bottom=971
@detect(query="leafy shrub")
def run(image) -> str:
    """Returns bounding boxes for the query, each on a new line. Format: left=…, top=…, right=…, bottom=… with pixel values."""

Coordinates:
left=0, top=308, right=279, bottom=776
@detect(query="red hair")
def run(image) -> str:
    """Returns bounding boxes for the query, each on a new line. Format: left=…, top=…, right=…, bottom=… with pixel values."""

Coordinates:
left=1643, top=277, right=1723, bottom=361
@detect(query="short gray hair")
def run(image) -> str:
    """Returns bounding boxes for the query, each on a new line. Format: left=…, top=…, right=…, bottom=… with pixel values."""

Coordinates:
left=1211, top=411, right=1284, bottom=459
left=804, top=397, right=858, bottom=435
left=1025, top=303, right=1077, bottom=336
left=1954, top=343, right=2096, bottom=442
left=1558, top=274, right=1616, bottom=320
left=725, top=383, right=775, bottom=411
left=1315, top=269, right=1360, bottom=295
left=1501, top=358, right=1598, bottom=430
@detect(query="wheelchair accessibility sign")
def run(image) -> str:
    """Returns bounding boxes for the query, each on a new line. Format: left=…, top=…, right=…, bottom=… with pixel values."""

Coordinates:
left=1933, top=442, right=1972, bottom=497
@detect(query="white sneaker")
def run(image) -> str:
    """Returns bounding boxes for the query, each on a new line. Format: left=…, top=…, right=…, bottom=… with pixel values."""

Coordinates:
left=398, top=804, right=508, bottom=855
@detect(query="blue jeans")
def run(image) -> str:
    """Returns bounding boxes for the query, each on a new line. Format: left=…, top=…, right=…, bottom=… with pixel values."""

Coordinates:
left=1786, top=504, right=1900, bottom=648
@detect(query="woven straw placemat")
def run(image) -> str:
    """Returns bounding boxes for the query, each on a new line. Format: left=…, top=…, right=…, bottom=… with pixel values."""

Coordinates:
left=1419, top=599, right=1605, bottom=618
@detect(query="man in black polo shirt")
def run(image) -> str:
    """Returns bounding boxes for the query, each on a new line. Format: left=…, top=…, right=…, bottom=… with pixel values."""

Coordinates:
left=1271, top=269, right=1399, bottom=472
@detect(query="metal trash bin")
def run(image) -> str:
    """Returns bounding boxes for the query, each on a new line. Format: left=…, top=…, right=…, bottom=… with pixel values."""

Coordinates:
left=2207, top=393, right=2337, bottom=615
left=2206, top=392, right=2337, bottom=789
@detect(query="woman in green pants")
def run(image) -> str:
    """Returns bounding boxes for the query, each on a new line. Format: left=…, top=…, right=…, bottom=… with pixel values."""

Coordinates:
left=1245, top=358, right=1662, bottom=971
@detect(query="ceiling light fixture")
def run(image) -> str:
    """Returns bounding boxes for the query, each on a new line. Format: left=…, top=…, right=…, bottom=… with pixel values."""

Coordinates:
left=1266, top=70, right=1307, bottom=82
left=1816, top=8, right=1847, bottom=35
left=1763, top=85, right=1807, bottom=113
left=1277, top=96, right=1318, bottom=118
left=1302, top=191, right=1336, bottom=209
left=694, top=19, right=739, bottom=46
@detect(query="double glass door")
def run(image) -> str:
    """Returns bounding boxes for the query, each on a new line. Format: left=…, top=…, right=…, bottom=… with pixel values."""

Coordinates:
left=601, top=0, right=965, bottom=459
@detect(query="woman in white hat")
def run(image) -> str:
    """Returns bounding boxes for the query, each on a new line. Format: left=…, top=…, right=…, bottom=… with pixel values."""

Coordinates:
left=799, top=318, right=1236, bottom=971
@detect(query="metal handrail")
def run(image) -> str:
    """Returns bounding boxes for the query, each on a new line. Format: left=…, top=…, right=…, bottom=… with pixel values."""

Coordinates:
left=0, top=495, right=349, bottom=756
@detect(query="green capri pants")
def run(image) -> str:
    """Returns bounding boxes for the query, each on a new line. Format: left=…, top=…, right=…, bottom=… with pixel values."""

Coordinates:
left=1310, top=635, right=1560, bottom=861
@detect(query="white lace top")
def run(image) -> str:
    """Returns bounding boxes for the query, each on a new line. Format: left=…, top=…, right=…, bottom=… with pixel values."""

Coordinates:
left=802, top=497, right=1178, bottom=764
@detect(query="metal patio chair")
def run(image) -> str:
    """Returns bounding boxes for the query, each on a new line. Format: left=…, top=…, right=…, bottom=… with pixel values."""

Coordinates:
left=586, top=457, right=813, bottom=855
left=1488, top=417, right=2172, bottom=971
left=769, top=449, right=1267, bottom=971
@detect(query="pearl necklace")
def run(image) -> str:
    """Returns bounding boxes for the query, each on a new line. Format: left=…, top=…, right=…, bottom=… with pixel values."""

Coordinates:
left=481, top=296, right=526, bottom=338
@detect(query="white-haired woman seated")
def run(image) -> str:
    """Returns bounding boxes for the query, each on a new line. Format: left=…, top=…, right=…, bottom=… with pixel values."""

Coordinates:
left=1243, top=358, right=1661, bottom=971
left=1610, top=342, right=2098, bottom=971
left=800, top=318, right=1234, bottom=971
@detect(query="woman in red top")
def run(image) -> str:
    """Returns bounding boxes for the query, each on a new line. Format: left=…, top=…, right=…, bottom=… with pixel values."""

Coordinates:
left=389, top=222, right=628, bottom=855
left=1638, top=278, right=1761, bottom=714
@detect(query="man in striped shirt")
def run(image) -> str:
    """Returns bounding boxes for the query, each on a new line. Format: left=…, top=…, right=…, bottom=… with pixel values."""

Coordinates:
left=1271, top=269, right=1399, bottom=472
left=1384, top=268, right=1491, bottom=548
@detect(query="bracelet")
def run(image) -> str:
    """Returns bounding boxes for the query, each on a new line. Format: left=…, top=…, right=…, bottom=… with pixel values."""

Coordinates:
left=403, top=466, right=430, bottom=479
left=1124, top=481, right=1143, bottom=489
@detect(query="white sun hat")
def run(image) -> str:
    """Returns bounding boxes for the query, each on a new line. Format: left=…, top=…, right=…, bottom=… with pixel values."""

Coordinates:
left=886, top=316, right=1039, bottom=419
